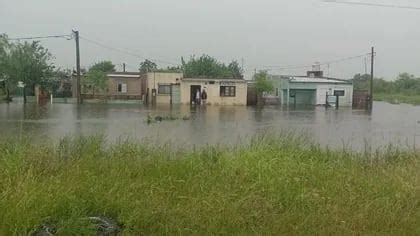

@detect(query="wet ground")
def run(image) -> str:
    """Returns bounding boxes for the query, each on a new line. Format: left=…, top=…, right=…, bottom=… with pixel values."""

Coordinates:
left=0, top=101, right=419, bottom=150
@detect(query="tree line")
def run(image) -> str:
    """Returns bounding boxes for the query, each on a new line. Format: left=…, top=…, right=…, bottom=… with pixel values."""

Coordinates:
left=352, top=73, right=420, bottom=95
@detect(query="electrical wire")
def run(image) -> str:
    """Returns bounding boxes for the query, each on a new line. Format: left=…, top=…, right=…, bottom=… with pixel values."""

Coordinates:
left=249, top=53, right=371, bottom=71
left=322, top=0, right=420, bottom=10
left=79, top=35, right=178, bottom=66
left=8, top=34, right=73, bottom=41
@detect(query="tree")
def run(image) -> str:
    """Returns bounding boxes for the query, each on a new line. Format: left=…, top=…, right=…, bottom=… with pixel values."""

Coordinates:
left=139, top=59, right=157, bottom=73
left=0, top=34, right=11, bottom=101
left=352, top=73, right=420, bottom=96
left=228, top=60, right=243, bottom=79
left=40, top=68, right=72, bottom=96
left=84, top=70, right=107, bottom=96
left=255, top=71, right=274, bottom=93
left=254, top=71, right=274, bottom=105
left=181, top=55, right=243, bottom=79
left=89, top=60, right=115, bottom=73
left=7, top=41, right=54, bottom=103
left=82, top=61, right=115, bottom=97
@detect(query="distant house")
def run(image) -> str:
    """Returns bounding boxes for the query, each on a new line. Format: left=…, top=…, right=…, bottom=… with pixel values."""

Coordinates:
left=76, top=72, right=143, bottom=100
left=270, top=67, right=353, bottom=106
left=106, top=72, right=143, bottom=100
left=180, top=77, right=247, bottom=105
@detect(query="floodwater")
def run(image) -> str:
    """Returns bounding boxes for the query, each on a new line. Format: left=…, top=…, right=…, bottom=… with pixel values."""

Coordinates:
left=0, top=101, right=419, bottom=150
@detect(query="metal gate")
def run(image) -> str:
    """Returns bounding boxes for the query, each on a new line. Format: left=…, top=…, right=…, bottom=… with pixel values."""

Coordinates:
left=171, top=84, right=181, bottom=104
left=291, top=89, right=316, bottom=105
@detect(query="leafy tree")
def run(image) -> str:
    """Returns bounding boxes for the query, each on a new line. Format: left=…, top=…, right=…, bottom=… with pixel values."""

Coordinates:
left=40, top=68, right=72, bottom=96
left=89, top=60, right=115, bottom=73
left=228, top=60, right=243, bottom=79
left=82, top=61, right=115, bottom=97
left=84, top=70, right=107, bottom=96
left=181, top=55, right=243, bottom=79
left=0, top=34, right=11, bottom=101
left=139, top=59, right=157, bottom=73
left=7, top=41, right=54, bottom=103
left=352, top=73, right=370, bottom=90
left=254, top=71, right=274, bottom=106
left=352, top=73, right=420, bottom=95
left=254, top=71, right=274, bottom=93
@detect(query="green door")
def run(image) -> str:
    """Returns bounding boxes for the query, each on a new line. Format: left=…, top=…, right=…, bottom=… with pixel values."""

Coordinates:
left=171, top=84, right=181, bottom=104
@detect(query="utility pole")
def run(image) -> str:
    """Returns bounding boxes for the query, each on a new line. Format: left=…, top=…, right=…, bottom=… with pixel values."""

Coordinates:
left=73, top=30, right=82, bottom=104
left=370, top=46, right=375, bottom=110
left=123, top=63, right=126, bottom=72
left=364, top=57, right=368, bottom=75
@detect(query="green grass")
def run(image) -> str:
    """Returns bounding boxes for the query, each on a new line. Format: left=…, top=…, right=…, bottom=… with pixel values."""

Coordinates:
left=374, top=92, right=420, bottom=105
left=2, top=135, right=420, bottom=235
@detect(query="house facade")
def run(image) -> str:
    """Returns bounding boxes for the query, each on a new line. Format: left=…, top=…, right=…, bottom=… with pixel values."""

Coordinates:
left=75, top=71, right=248, bottom=106
left=269, top=70, right=353, bottom=106
left=78, top=72, right=144, bottom=100
left=180, top=78, right=247, bottom=105
left=107, top=72, right=143, bottom=99
left=143, top=72, right=183, bottom=104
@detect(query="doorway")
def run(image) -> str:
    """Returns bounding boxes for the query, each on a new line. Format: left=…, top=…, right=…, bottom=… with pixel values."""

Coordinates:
left=190, top=85, right=201, bottom=104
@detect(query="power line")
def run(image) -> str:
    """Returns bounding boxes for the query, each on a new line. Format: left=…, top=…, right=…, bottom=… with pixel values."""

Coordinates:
left=79, top=35, right=178, bottom=66
left=322, top=0, right=420, bottom=10
left=250, top=53, right=370, bottom=71
left=8, top=34, right=73, bottom=41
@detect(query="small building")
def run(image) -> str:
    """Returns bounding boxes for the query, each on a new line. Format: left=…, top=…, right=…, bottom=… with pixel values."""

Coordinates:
left=106, top=72, right=144, bottom=100
left=180, top=78, right=247, bottom=105
left=143, top=72, right=183, bottom=104
left=76, top=72, right=144, bottom=100
left=270, top=68, right=353, bottom=106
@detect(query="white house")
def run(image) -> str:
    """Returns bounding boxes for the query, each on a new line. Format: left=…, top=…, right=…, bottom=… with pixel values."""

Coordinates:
left=270, top=68, right=354, bottom=107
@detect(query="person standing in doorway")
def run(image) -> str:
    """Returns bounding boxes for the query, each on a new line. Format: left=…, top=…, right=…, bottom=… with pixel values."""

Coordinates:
left=201, top=89, right=207, bottom=105
left=195, top=89, right=201, bottom=105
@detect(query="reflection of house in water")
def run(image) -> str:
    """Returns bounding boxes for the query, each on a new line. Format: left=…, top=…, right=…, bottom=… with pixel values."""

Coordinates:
left=269, top=65, right=354, bottom=107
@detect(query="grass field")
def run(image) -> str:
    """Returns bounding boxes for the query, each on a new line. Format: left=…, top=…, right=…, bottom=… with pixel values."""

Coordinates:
left=375, top=93, right=420, bottom=105
left=1, top=135, right=420, bottom=235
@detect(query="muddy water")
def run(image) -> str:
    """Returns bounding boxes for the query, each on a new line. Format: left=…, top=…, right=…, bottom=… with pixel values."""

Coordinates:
left=0, top=102, right=419, bottom=150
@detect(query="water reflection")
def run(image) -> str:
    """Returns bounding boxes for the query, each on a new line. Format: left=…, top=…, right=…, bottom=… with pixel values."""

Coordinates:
left=0, top=102, right=419, bottom=150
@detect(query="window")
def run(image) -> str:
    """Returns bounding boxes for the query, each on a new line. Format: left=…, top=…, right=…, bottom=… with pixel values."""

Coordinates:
left=158, top=84, right=171, bottom=95
left=334, top=90, right=345, bottom=96
left=220, top=86, right=236, bottom=97
left=117, top=83, right=127, bottom=93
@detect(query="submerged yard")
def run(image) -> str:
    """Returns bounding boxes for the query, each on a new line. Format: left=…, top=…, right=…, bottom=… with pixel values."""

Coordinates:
left=374, top=93, right=420, bottom=105
left=1, top=135, right=420, bottom=235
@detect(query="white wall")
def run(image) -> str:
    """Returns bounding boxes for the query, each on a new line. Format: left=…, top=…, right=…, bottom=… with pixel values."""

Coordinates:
left=316, top=84, right=353, bottom=106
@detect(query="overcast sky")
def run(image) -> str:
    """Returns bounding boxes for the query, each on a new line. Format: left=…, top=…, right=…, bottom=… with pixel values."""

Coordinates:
left=1, top=0, right=419, bottom=79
